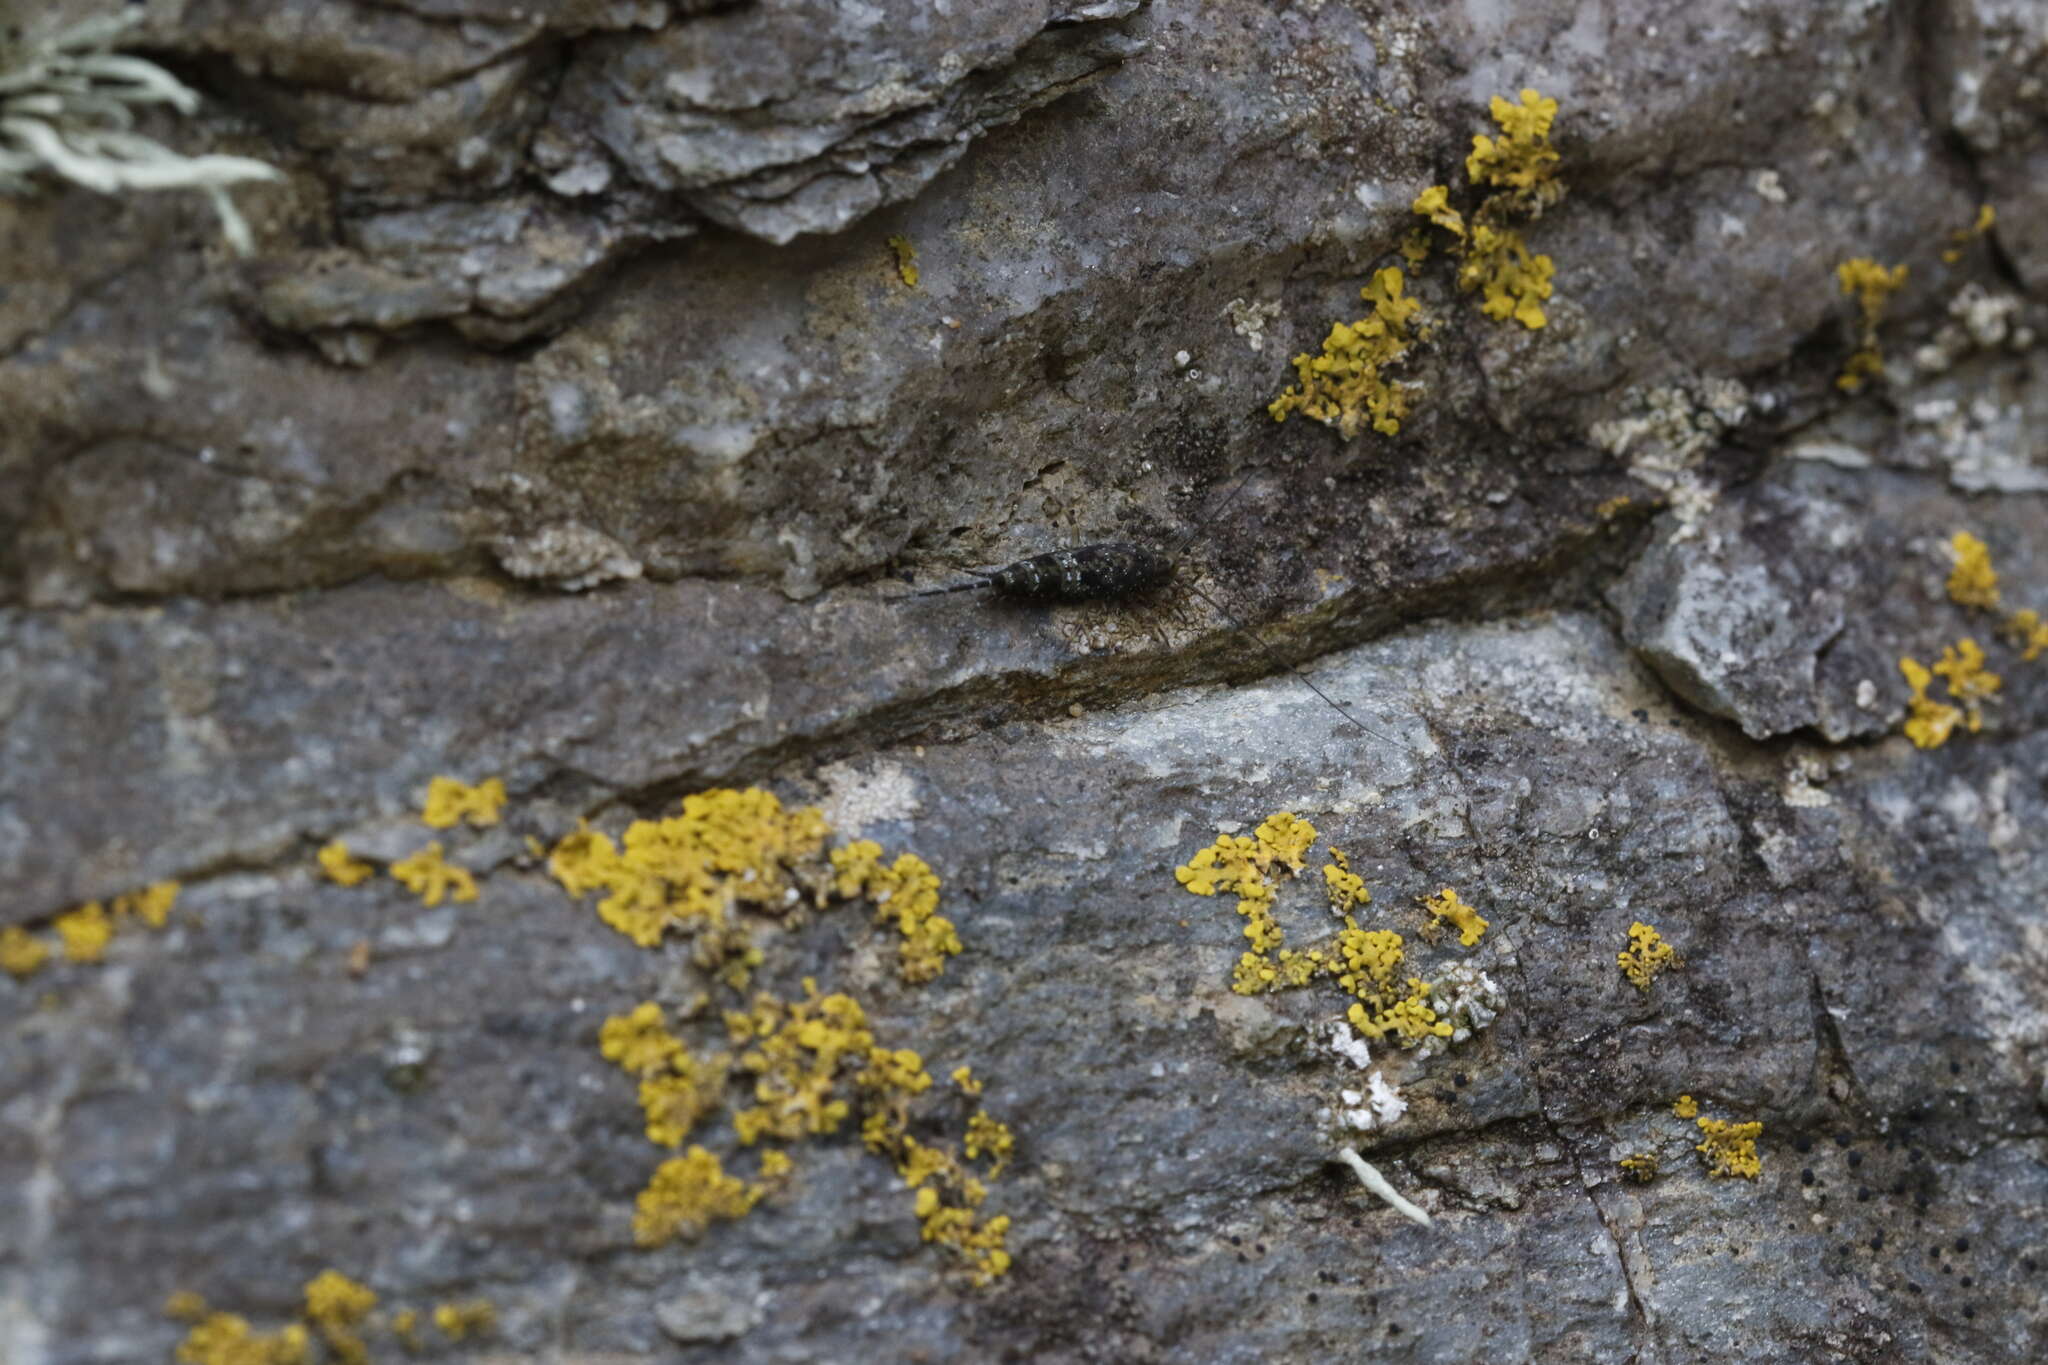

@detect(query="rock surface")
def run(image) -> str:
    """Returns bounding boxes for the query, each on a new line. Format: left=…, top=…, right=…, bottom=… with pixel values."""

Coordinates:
left=3, top=1, right=2046, bottom=1363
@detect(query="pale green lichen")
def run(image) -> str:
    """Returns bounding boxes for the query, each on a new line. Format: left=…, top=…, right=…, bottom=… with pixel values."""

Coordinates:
left=0, top=14, right=280, bottom=253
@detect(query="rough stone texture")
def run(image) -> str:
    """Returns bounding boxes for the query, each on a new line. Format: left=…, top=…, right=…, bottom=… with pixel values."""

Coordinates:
left=3, top=0, right=2048, bottom=1362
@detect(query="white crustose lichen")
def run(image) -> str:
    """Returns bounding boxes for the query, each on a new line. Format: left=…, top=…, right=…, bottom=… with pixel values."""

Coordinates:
left=1, top=13, right=279, bottom=253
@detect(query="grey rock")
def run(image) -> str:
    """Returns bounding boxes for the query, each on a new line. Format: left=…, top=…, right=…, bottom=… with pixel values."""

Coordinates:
left=1609, top=479, right=1860, bottom=741
left=655, top=1270, right=767, bottom=1343
left=3, top=0, right=2048, bottom=1360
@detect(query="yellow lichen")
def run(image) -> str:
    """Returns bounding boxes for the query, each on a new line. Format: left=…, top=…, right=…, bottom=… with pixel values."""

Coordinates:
left=1323, top=848, right=1370, bottom=912
left=1412, top=90, right=1564, bottom=332
left=303, top=1269, right=375, bottom=1365
left=1461, top=223, right=1554, bottom=329
left=2003, top=608, right=2048, bottom=663
left=913, top=1182, right=1013, bottom=1287
left=1411, top=184, right=1465, bottom=238
left=111, top=880, right=179, bottom=928
left=952, top=1064, right=984, bottom=1096
left=421, top=775, right=507, bottom=829
left=1943, top=202, right=1996, bottom=262
left=1421, top=886, right=1488, bottom=947
left=1465, top=88, right=1563, bottom=212
left=1933, top=637, right=2000, bottom=730
left=639, top=1048, right=730, bottom=1148
left=832, top=842, right=960, bottom=984
left=173, top=1311, right=311, bottom=1365
left=1616, top=921, right=1677, bottom=991
left=317, top=840, right=375, bottom=887
left=1672, top=1094, right=1698, bottom=1119
left=54, top=901, right=112, bottom=962
left=551, top=790, right=831, bottom=986
left=1, top=924, right=50, bottom=978
left=632, top=1145, right=769, bottom=1247
left=964, top=1110, right=1015, bottom=1177
left=600, top=1001, right=684, bottom=1075
left=887, top=234, right=920, bottom=288
left=1268, top=267, right=1423, bottom=438
left=1947, top=532, right=2001, bottom=610
left=1835, top=257, right=1908, bottom=392
left=1694, top=1115, right=1763, bottom=1179
left=392, top=1308, right=420, bottom=1349
left=1618, top=1151, right=1660, bottom=1183
left=432, top=1299, right=496, bottom=1341
left=1900, top=656, right=1964, bottom=749
left=727, top=984, right=872, bottom=1145
left=389, top=842, right=478, bottom=907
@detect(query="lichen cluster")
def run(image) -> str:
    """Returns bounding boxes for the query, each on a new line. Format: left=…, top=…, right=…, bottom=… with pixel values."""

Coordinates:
left=318, top=775, right=503, bottom=906
left=1899, top=531, right=2043, bottom=750
left=602, top=981, right=1015, bottom=1285
left=1835, top=256, right=1909, bottom=392
left=1, top=880, right=179, bottom=979
left=1175, top=814, right=1495, bottom=1051
left=1616, top=921, right=1678, bottom=991
left=167, top=1272, right=492, bottom=1363
left=1407, top=88, right=1564, bottom=331
left=1267, top=266, right=1425, bottom=439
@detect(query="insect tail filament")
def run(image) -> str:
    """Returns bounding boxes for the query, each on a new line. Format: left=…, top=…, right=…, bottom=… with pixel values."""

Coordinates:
left=1180, top=581, right=1398, bottom=746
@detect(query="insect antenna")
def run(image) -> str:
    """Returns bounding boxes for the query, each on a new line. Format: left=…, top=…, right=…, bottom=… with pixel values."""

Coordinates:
left=897, top=573, right=996, bottom=600
left=1179, top=579, right=1400, bottom=747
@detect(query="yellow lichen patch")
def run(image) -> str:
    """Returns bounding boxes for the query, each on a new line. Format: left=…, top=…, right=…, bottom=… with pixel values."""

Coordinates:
left=164, top=1290, right=210, bottom=1322
left=633, top=1145, right=771, bottom=1247
left=964, top=1110, right=1015, bottom=1177
left=1672, top=1094, right=1698, bottom=1119
left=1943, top=202, right=1996, bottom=262
left=2004, top=608, right=2048, bottom=663
left=303, top=1269, right=375, bottom=1365
left=392, top=1308, right=421, bottom=1349
left=640, top=1048, right=730, bottom=1148
left=1617, top=921, right=1678, bottom=991
left=1900, top=656, right=1963, bottom=749
left=1, top=925, right=50, bottom=978
left=172, top=1311, right=311, bottom=1365
left=727, top=984, right=873, bottom=1144
left=601, top=1000, right=684, bottom=1075
left=914, top=1182, right=1013, bottom=1287
left=54, top=902, right=112, bottom=962
left=1348, top=980, right=1452, bottom=1046
left=1694, top=1115, right=1763, bottom=1179
left=1460, top=223, right=1554, bottom=329
left=422, top=775, right=507, bottom=829
left=1420, top=887, right=1488, bottom=947
left=952, top=1064, right=983, bottom=1096
left=1412, top=184, right=1465, bottom=238
left=111, top=880, right=179, bottom=928
left=1835, top=257, right=1908, bottom=393
left=1933, top=638, right=2001, bottom=730
left=832, top=842, right=961, bottom=984
left=1268, top=267, right=1423, bottom=438
left=552, top=790, right=832, bottom=986
left=887, top=234, right=920, bottom=288
left=1618, top=1151, right=1660, bottom=1183
left=390, top=842, right=478, bottom=907
left=1947, top=532, right=2001, bottom=610
left=432, top=1299, right=496, bottom=1341
left=318, top=840, right=375, bottom=887
left=1254, top=812, right=1320, bottom=872
left=1465, top=88, right=1563, bottom=212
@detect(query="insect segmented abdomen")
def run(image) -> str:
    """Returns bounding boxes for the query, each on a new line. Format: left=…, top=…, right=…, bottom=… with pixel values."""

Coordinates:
left=990, top=542, right=1174, bottom=602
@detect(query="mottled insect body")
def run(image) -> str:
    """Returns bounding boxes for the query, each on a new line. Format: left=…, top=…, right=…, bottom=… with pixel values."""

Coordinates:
left=990, top=543, right=1174, bottom=602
